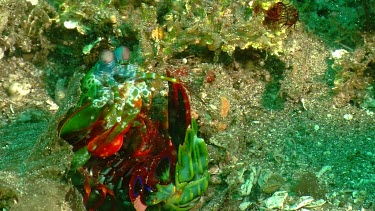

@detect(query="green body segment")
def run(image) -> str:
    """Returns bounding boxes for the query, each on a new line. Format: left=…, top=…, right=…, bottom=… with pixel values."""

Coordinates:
left=59, top=103, right=102, bottom=137
left=59, top=69, right=105, bottom=137
left=70, top=146, right=91, bottom=171
left=78, top=69, right=104, bottom=106
left=151, top=119, right=209, bottom=210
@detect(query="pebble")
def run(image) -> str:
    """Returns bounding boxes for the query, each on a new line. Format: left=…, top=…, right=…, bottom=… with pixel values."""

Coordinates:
left=182, top=58, right=188, bottom=64
left=0, top=48, right=4, bottom=60
left=343, top=114, right=353, bottom=120
left=7, top=82, right=31, bottom=100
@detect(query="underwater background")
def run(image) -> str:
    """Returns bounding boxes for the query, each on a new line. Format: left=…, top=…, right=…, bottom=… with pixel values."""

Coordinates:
left=0, top=0, right=374, bottom=210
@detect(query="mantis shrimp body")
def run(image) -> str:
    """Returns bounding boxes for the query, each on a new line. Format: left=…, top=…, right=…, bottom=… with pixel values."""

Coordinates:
left=59, top=46, right=209, bottom=210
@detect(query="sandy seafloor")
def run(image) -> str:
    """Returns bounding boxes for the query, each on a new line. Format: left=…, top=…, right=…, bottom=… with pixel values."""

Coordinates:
left=0, top=4, right=375, bottom=211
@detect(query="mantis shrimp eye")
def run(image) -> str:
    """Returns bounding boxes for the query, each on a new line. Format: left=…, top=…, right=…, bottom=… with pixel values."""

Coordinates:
left=100, top=50, right=114, bottom=64
left=97, top=50, right=115, bottom=76
left=114, top=46, right=130, bottom=62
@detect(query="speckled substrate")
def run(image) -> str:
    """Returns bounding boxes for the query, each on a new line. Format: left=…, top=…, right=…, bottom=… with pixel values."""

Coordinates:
left=156, top=31, right=375, bottom=211
left=0, top=68, right=85, bottom=210
left=0, top=57, right=58, bottom=126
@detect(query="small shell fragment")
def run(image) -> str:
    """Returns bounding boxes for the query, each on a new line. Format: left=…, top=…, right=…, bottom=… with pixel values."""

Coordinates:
left=263, top=191, right=288, bottom=209
left=64, top=20, right=79, bottom=29
left=220, top=97, right=230, bottom=118
left=26, top=0, right=38, bottom=5
left=288, top=196, right=314, bottom=210
left=239, top=201, right=252, bottom=211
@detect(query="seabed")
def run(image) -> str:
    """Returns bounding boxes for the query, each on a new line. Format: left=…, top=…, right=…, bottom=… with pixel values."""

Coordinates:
left=0, top=0, right=374, bottom=210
